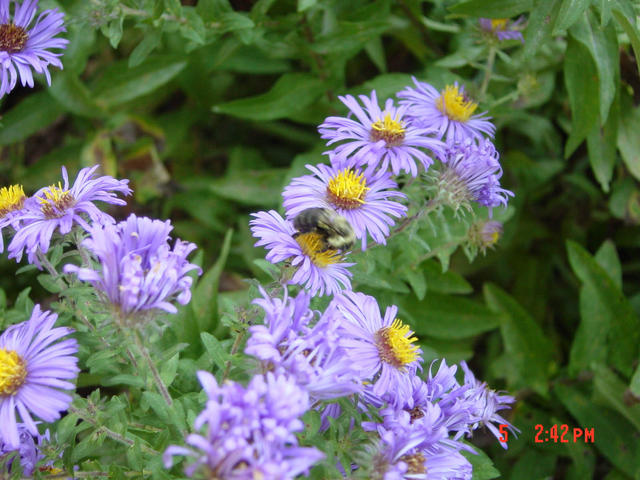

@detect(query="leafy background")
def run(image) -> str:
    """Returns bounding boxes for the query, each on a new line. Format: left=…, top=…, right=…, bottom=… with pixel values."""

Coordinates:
left=1, top=0, right=640, bottom=478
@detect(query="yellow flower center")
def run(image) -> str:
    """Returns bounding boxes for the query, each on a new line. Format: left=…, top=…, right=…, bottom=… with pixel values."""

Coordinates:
left=370, top=113, right=406, bottom=146
left=0, top=349, right=27, bottom=396
left=38, top=182, right=75, bottom=219
left=0, top=184, right=25, bottom=217
left=490, top=19, right=509, bottom=31
left=436, top=85, right=478, bottom=123
left=326, top=169, right=369, bottom=210
left=400, top=452, right=426, bottom=474
left=294, top=232, right=341, bottom=268
left=0, top=23, right=28, bottom=53
left=375, top=318, right=420, bottom=369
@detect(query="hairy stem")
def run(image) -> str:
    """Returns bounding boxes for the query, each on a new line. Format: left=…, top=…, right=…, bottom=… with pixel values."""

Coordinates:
left=479, top=46, right=497, bottom=100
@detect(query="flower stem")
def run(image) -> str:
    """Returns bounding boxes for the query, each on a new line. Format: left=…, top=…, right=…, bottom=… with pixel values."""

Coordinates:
left=479, top=46, right=497, bottom=100
left=133, top=329, right=173, bottom=406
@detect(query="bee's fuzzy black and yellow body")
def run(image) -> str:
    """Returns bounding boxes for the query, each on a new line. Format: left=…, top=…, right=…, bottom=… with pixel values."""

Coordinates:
left=292, top=207, right=356, bottom=252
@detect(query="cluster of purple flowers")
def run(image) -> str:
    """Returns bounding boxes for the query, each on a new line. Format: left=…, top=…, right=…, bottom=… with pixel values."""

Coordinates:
left=250, top=71, right=514, bottom=295
left=164, top=371, right=325, bottom=479
left=0, top=164, right=201, bottom=474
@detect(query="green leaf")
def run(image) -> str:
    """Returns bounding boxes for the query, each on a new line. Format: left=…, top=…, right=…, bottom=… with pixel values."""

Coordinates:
left=401, top=268, right=427, bottom=300
left=563, top=37, right=600, bottom=157
left=462, top=445, right=500, bottom=480
left=129, top=30, right=162, bottom=68
left=297, top=0, right=317, bottom=12
left=594, top=239, right=622, bottom=289
left=521, top=0, right=562, bottom=61
left=617, top=92, right=640, bottom=182
left=586, top=92, right=618, bottom=192
left=483, top=283, right=554, bottom=395
left=192, top=229, right=233, bottom=330
left=555, top=384, right=640, bottom=478
left=0, top=92, right=64, bottom=146
left=48, top=71, right=104, bottom=118
left=399, top=292, right=499, bottom=340
left=200, top=332, right=230, bottom=372
left=449, top=0, right=533, bottom=17
left=631, top=363, right=640, bottom=397
left=612, top=3, right=640, bottom=78
left=213, top=73, right=324, bottom=121
left=553, top=0, right=592, bottom=33
left=567, top=241, right=640, bottom=376
left=593, top=364, right=640, bottom=431
left=569, top=9, right=618, bottom=124
left=93, top=56, right=187, bottom=107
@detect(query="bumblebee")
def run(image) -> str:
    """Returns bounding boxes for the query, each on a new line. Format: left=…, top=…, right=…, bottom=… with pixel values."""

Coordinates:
left=293, top=207, right=356, bottom=252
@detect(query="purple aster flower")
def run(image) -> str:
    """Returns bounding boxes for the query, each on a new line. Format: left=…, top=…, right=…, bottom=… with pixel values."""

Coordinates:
left=6, top=165, right=131, bottom=265
left=0, top=305, right=78, bottom=449
left=332, top=291, right=422, bottom=405
left=398, top=78, right=495, bottom=144
left=250, top=210, right=354, bottom=296
left=0, top=184, right=29, bottom=253
left=429, top=138, right=513, bottom=215
left=63, top=214, right=201, bottom=318
left=319, top=91, right=444, bottom=175
left=282, top=161, right=407, bottom=250
left=0, top=423, right=39, bottom=475
left=246, top=288, right=362, bottom=400
left=479, top=17, right=525, bottom=43
left=164, top=371, right=324, bottom=479
left=0, top=0, right=68, bottom=98
left=457, top=361, right=519, bottom=449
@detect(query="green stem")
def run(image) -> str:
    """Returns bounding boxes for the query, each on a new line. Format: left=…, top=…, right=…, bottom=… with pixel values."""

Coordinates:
left=133, top=330, right=173, bottom=406
left=479, top=46, right=497, bottom=100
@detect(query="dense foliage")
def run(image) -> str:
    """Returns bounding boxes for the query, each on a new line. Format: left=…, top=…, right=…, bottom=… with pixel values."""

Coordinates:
left=1, top=0, right=640, bottom=479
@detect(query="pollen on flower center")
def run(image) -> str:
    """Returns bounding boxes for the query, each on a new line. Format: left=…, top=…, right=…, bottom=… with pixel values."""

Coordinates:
left=490, top=18, right=508, bottom=31
left=375, top=318, right=420, bottom=369
left=436, top=85, right=478, bottom=123
left=294, top=232, right=341, bottom=268
left=0, top=184, right=26, bottom=217
left=370, top=113, right=406, bottom=146
left=408, top=405, right=424, bottom=423
left=38, top=182, right=75, bottom=218
left=0, top=348, right=27, bottom=396
left=0, top=23, right=28, bottom=53
left=326, top=169, right=370, bottom=210
left=400, top=452, right=426, bottom=474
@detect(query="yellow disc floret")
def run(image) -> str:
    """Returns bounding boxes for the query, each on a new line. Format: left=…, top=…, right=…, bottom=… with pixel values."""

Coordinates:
left=295, top=232, right=342, bottom=268
left=0, top=184, right=25, bottom=217
left=326, top=169, right=370, bottom=210
left=436, top=85, right=478, bottom=123
left=490, top=19, right=509, bottom=31
left=0, top=349, right=27, bottom=396
left=371, top=113, right=406, bottom=146
left=38, top=182, right=75, bottom=218
left=375, top=318, right=420, bottom=369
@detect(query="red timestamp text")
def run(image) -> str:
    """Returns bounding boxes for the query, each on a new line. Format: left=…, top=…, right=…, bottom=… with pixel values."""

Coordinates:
left=534, top=424, right=594, bottom=443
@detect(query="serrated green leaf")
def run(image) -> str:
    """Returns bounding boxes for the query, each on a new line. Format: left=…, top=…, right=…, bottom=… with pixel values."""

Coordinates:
left=570, top=9, right=618, bottom=123
left=449, top=0, right=533, bottom=17
left=567, top=241, right=640, bottom=376
left=93, top=56, right=187, bottom=107
left=483, top=283, right=554, bottom=395
left=553, top=0, right=592, bottom=33
left=402, top=268, right=427, bottom=300
left=213, top=73, right=324, bottom=121
left=399, top=292, right=499, bottom=340
left=564, top=37, right=600, bottom=157
left=555, top=384, right=640, bottom=478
